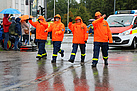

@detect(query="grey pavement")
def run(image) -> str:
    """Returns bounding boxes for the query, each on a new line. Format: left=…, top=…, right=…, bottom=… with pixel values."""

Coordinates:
left=0, top=35, right=137, bottom=91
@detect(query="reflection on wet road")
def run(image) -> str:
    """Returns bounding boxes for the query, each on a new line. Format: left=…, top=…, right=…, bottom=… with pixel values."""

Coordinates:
left=92, top=66, right=113, bottom=91
left=1, top=44, right=137, bottom=90
left=71, top=65, right=89, bottom=91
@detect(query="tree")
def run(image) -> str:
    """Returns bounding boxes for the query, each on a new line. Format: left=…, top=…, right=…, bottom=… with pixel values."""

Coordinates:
left=75, top=4, right=90, bottom=25
left=47, top=0, right=137, bottom=26
left=62, top=11, right=74, bottom=27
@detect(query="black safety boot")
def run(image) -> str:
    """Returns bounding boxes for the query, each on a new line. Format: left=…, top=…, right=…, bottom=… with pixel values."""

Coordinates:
left=38, top=58, right=42, bottom=60
left=92, top=63, right=97, bottom=68
left=61, top=52, right=64, bottom=57
left=51, top=60, right=56, bottom=63
left=81, top=60, right=84, bottom=63
left=42, top=55, right=47, bottom=59
left=104, top=60, right=108, bottom=65
left=68, top=59, right=74, bottom=63
left=36, top=56, right=42, bottom=60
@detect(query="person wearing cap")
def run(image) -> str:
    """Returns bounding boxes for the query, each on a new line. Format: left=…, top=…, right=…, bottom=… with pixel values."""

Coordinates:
left=45, top=14, right=65, bottom=63
left=29, top=16, right=48, bottom=59
left=68, top=16, right=88, bottom=63
left=91, top=11, right=113, bottom=67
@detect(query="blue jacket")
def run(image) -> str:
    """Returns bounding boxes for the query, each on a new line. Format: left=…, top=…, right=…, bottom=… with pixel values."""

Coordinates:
left=15, top=18, right=21, bottom=36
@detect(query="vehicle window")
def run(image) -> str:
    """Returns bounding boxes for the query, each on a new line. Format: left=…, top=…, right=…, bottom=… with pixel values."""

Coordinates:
left=107, top=16, right=134, bottom=27
left=133, top=17, right=137, bottom=28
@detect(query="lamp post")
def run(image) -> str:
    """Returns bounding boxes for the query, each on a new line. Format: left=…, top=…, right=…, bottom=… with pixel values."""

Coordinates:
left=67, top=0, right=69, bottom=31
left=54, top=0, right=55, bottom=17
left=44, top=0, right=47, bottom=19
left=114, top=0, right=116, bottom=14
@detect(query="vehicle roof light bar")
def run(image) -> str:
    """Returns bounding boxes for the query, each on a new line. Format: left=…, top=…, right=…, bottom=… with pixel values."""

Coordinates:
left=115, top=10, right=137, bottom=14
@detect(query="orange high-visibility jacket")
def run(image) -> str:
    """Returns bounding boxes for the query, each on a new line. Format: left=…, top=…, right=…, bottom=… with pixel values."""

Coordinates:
left=46, top=14, right=65, bottom=41
left=68, top=16, right=88, bottom=44
left=92, top=17, right=113, bottom=43
left=29, top=16, right=48, bottom=40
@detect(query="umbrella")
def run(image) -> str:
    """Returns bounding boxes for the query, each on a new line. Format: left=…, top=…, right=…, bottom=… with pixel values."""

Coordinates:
left=0, top=8, right=21, bottom=14
left=88, top=19, right=95, bottom=22
left=46, top=18, right=52, bottom=22
left=19, top=15, right=34, bottom=21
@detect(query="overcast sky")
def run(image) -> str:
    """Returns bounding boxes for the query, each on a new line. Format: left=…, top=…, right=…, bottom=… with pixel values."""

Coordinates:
left=76, top=0, right=80, bottom=3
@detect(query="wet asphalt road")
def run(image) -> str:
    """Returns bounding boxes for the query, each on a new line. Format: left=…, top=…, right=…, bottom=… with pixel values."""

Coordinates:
left=0, top=35, right=137, bottom=91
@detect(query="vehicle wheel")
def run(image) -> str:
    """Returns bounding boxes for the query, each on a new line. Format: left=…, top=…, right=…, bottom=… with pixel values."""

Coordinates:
left=131, top=38, right=136, bottom=49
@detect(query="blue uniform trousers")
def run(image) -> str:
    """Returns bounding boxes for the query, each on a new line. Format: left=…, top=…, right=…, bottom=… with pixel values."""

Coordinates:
left=92, top=42, right=109, bottom=64
left=52, top=41, right=64, bottom=61
left=14, top=36, right=19, bottom=50
left=70, top=44, right=86, bottom=61
left=4, top=32, right=9, bottom=49
left=36, top=42, right=47, bottom=58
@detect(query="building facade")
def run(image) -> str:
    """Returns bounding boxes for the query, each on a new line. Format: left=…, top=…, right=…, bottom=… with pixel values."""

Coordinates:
left=0, top=0, right=44, bottom=20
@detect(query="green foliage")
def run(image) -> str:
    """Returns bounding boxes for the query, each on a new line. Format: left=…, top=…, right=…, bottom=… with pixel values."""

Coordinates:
left=62, top=11, right=74, bottom=27
left=47, top=0, right=137, bottom=26
left=75, top=4, right=90, bottom=25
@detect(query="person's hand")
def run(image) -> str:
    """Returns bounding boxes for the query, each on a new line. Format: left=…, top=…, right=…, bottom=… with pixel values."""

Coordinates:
left=19, top=36, right=21, bottom=38
left=38, top=19, right=41, bottom=23
left=84, top=41, right=87, bottom=43
left=69, top=18, right=72, bottom=22
left=28, top=18, right=32, bottom=20
left=8, top=17, right=12, bottom=21
left=55, top=31, right=59, bottom=35
left=102, top=14, right=106, bottom=18
left=44, top=29, right=47, bottom=32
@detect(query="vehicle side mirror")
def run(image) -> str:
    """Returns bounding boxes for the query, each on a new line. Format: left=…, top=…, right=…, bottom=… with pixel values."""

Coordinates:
left=133, top=23, right=137, bottom=28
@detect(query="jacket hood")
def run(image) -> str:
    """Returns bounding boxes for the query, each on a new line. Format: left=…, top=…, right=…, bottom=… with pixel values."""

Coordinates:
left=11, top=17, right=16, bottom=23
left=54, top=14, right=61, bottom=22
left=75, top=16, right=83, bottom=23
left=95, top=11, right=102, bottom=16
left=4, top=14, right=9, bottom=18
left=11, top=17, right=15, bottom=20
left=15, top=17, right=21, bottom=23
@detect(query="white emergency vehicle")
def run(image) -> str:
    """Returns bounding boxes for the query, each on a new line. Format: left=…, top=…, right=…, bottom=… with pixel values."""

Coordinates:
left=107, top=10, right=137, bottom=48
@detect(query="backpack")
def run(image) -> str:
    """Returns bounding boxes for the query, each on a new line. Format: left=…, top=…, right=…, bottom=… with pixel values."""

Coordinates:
left=0, top=27, right=3, bottom=41
left=9, top=22, right=18, bottom=35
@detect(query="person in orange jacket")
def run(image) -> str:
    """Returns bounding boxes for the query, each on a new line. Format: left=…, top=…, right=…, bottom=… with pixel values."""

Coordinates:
left=45, top=14, right=65, bottom=63
left=91, top=11, right=113, bottom=67
left=29, top=16, right=48, bottom=59
left=68, top=16, right=88, bottom=63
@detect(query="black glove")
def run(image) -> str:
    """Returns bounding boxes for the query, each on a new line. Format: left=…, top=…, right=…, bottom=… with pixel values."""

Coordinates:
left=38, top=19, right=40, bottom=23
left=84, top=41, right=87, bottom=43
left=28, top=18, right=32, bottom=20
left=69, top=18, right=72, bottom=22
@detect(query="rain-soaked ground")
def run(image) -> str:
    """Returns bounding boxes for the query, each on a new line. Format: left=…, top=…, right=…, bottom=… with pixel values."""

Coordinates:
left=1, top=36, right=137, bottom=91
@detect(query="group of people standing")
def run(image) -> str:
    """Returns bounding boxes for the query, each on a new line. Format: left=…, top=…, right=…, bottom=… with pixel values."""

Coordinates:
left=3, top=14, right=21, bottom=51
left=30, top=11, right=113, bottom=67
left=2, top=14, right=32, bottom=51
left=2, top=11, right=113, bottom=67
